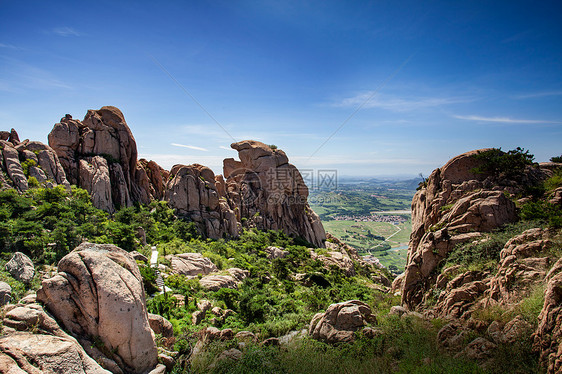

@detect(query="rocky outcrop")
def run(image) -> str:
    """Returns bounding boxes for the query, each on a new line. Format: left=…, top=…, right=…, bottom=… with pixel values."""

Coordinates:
left=165, top=164, right=238, bottom=239
left=534, top=257, right=562, bottom=374
left=5, top=252, right=35, bottom=284
left=400, top=149, right=546, bottom=309
left=1, top=129, right=69, bottom=192
left=487, top=228, right=554, bottom=304
left=223, top=140, right=326, bottom=247
left=1, top=299, right=110, bottom=374
left=36, top=242, right=158, bottom=374
left=308, top=300, right=376, bottom=344
left=0, top=282, right=11, bottom=306
left=433, top=270, right=489, bottom=319
left=139, top=159, right=169, bottom=201
left=48, top=108, right=163, bottom=213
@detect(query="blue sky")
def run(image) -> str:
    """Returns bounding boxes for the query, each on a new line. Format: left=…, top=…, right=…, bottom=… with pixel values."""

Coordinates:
left=1, top=0, right=561, bottom=177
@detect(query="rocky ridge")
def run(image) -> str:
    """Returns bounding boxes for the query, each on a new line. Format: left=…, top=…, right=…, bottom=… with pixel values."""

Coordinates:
left=400, top=148, right=562, bottom=372
left=3, top=106, right=325, bottom=247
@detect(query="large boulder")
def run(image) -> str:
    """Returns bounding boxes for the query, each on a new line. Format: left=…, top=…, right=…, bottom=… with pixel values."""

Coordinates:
left=5, top=252, right=35, bottom=284
left=308, top=300, right=376, bottom=344
left=166, top=252, right=218, bottom=277
left=37, top=242, right=158, bottom=374
left=223, top=140, right=326, bottom=247
left=199, top=268, right=249, bottom=291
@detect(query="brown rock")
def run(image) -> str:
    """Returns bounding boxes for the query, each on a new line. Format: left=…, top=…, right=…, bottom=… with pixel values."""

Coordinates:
left=224, top=140, right=326, bottom=248
left=167, top=253, right=217, bottom=277
left=148, top=313, right=174, bottom=339
left=5, top=252, right=35, bottom=284
left=36, top=242, right=158, bottom=374
left=1, top=141, right=28, bottom=192
left=309, top=300, right=376, bottom=344
left=402, top=149, right=522, bottom=310
left=0, top=333, right=111, bottom=374
left=533, top=263, right=562, bottom=373
left=0, top=282, right=11, bottom=306
left=48, top=107, right=159, bottom=212
left=165, top=164, right=238, bottom=239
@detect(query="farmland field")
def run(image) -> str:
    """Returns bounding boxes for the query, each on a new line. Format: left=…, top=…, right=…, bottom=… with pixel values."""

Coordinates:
left=309, top=178, right=417, bottom=273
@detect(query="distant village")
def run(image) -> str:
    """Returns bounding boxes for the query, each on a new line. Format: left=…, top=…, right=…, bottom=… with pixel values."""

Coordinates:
left=332, top=214, right=408, bottom=224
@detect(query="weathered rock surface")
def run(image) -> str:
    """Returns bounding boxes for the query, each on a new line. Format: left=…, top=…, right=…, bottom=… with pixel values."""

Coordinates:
left=47, top=108, right=163, bottom=213
left=165, top=163, right=238, bottom=239
left=36, top=242, right=158, bottom=374
left=148, top=313, right=173, bottom=339
left=199, top=268, right=249, bottom=291
left=400, top=149, right=552, bottom=309
left=5, top=252, right=35, bottom=284
left=534, top=257, right=562, bottom=374
left=0, top=282, right=11, bottom=306
left=223, top=140, right=326, bottom=247
left=487, top=228, right=554, bottom=304
left=166, top=252, right=218, bottom=277
left=0, top=299, right=110, bottom=374
left=309, top=300, right=376, bottom=344
left=0, top=133, right=69, bottom=192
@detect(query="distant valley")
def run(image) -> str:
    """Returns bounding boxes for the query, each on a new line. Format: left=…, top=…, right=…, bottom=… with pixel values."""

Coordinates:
left=309, top=178, right=417, bottom=273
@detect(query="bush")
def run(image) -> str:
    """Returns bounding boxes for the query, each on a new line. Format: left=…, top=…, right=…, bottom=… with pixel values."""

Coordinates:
left=472, top=147, right=535, bottom=179
left=550, top=155, right=562, bottom=163
left=446, top=220, right=544, bottom=269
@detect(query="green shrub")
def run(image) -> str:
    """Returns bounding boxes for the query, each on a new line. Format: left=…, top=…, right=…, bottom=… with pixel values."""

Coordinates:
left=471, top=147, right=535, bottom=179
left=550, top=155, right=562, bottom=163
left=446, top=220, right=544, bottom=269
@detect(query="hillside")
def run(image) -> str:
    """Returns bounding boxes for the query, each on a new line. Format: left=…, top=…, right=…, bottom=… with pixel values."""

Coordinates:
left=1, top=109, right=562, bottom=373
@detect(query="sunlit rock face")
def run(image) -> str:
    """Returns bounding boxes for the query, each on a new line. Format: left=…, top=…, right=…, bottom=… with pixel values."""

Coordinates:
left=48, top=107, right=163, bottom=213
left=223, top=140, right=326, bottom=247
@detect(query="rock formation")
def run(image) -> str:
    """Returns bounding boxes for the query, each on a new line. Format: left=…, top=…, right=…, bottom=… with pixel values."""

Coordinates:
left=308, top=300, right=377, bottom=344
left=165, top=164, right=238, bottom=239
left=47, top=107, right=164, bottom=213
left=5, top=252, right=35, bottom=284
left=534, top=257, right=562, bottom=374
left=1, top=298, right=111, bottom=374
left=1, top=129, right=69, bottom=192
left=166, top=252, right=218, bottom=277
left=223, top=140, right=326, bottom=247
left=400, top=149, right=550, bottom=309
left=37, top=242, right=159, bottom=374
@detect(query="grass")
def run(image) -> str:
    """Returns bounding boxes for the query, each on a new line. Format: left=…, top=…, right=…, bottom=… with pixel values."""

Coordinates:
left=187, top=313, right=484, bottom=374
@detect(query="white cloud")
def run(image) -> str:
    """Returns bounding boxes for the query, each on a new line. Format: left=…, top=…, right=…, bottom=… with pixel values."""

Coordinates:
left=513, top=91, right=562, bottom=99
left=171, top=143, right=208, bottom=151
left=52, top=27, right=80, bottom=37
left=332, top=93, right=472, bottom=112
left=219, top=145, right=234, bottom=150
left=0, top=43, right=19, bottom=49
left=453, top=115, right=561, bottom=124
